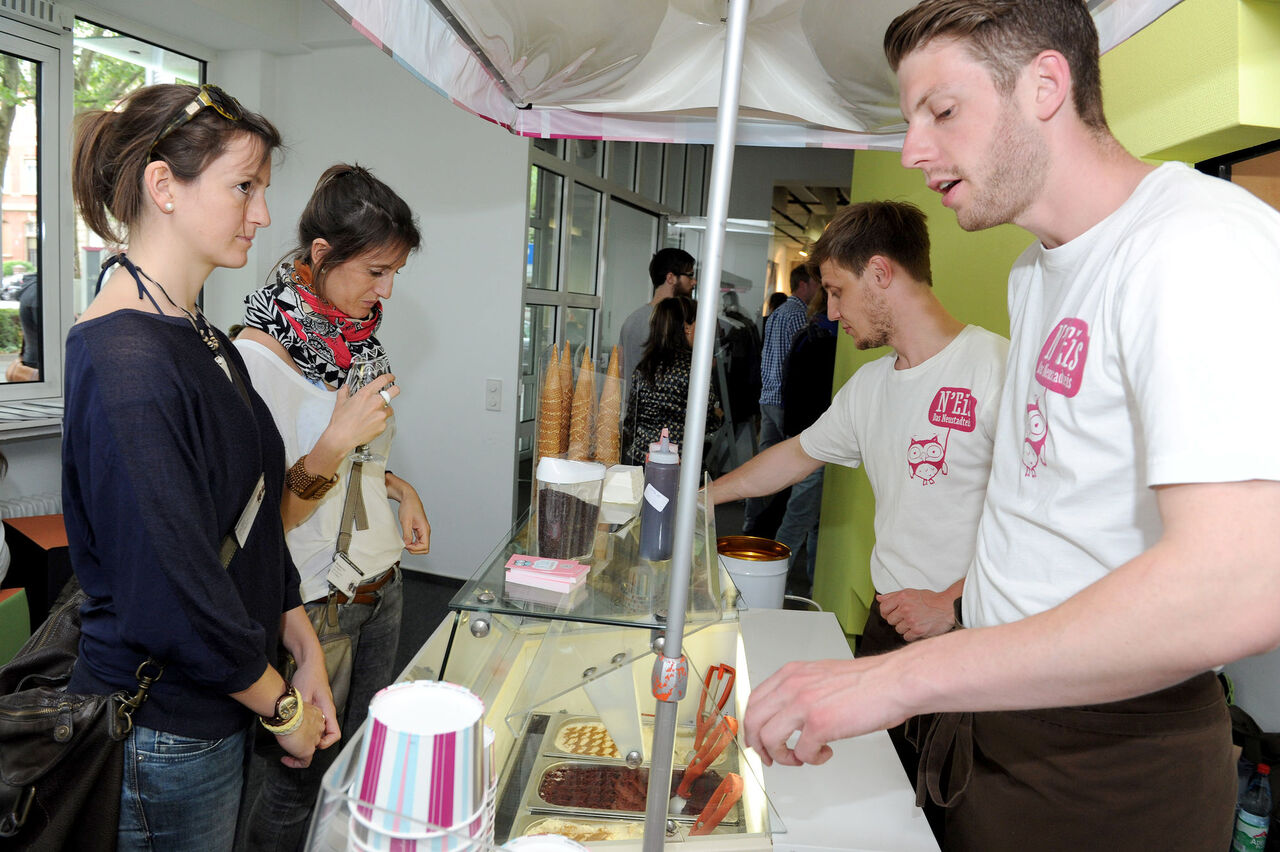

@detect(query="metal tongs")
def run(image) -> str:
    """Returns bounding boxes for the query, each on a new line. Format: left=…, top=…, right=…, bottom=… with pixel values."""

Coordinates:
left=691, top=773, right=744, bottom=836
left=695, top=663, right=736, bottom=750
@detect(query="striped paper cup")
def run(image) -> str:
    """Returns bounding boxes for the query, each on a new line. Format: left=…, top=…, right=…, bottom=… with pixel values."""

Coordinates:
left=350, top=681, right=486, bottom=838
left=347, top=809, right=487, bottom=852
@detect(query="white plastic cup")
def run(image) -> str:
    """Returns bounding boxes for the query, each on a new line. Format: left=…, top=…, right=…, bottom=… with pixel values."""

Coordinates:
left=350, top=681, right=486, bottom=837
left=718, top=536, right=790, bottom=609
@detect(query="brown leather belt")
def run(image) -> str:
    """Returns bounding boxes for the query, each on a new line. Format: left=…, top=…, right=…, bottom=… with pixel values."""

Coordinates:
left=310, top=565, right=397, bottom=607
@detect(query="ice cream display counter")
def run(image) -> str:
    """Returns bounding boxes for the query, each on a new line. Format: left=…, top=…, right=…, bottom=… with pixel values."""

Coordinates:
left=307, top=491, right=939, bottom=851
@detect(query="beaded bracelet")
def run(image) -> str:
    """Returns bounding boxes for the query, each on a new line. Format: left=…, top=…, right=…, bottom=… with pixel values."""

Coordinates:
left=286, top=454, right=338, bottom=500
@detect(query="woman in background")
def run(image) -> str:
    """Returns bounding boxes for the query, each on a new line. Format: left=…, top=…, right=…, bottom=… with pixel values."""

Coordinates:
left=237, top=163, right=430, bottom=851
left=65, top=83, right=332, bottom=852
left=623, top=295, right=723, bottom=465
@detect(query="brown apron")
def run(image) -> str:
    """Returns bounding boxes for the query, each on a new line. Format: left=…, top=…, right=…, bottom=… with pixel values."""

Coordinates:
left=913, top=671, right=1235, bottom=851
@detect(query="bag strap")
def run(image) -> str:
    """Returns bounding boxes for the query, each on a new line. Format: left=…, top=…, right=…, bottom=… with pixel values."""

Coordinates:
left=335, top=460, right=368, bottom=559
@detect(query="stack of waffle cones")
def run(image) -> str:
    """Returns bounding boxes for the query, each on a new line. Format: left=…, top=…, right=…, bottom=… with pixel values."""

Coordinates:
left=535, top=344, right=623, bottom=466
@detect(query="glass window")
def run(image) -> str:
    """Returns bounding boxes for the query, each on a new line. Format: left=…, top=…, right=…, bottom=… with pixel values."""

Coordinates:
left=533, top=137, right=564, bottom=158
left=71, top=21, right=201, bottom=319
left=663, top=144, right=686, bottom=210
left=608, top=141, right=636, bottom=190
left=0, top=50, right=41, bottom=386
left=527, top=165, right=563, bottom=291
left=568, top=138, right=603, bottom=177
left=685, top=145, right=707, bottom=217
left=566, top=183, right=601, bottom=295
left=519, top=304, right=556, bottom=425
left=600, top=198, right=659, bottom=357
left=636, top=142, right=662, bottom=202
left=564, top=307, right=595, bottom=364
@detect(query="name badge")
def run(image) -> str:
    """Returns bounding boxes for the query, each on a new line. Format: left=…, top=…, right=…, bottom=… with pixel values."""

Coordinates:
left=233, top=475, right=266, bottom=547
left=327, top=552, right=366, bottom=598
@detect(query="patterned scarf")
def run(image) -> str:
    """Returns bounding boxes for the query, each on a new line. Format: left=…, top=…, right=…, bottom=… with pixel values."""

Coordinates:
left=242, top=260, right=385, bottom=388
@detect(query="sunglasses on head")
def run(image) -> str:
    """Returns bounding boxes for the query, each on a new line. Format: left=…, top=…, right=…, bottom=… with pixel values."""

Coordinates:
left=149, top=84, right=244, bottom=156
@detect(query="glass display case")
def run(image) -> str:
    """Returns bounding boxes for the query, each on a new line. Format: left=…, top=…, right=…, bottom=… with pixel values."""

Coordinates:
left=308, top=482, right=784, bottom=851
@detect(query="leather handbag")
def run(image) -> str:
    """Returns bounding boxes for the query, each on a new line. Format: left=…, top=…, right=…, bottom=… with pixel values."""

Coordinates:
left=255, top=464, right=368, bottom=759
left=0, top=588, right=161, bottom=852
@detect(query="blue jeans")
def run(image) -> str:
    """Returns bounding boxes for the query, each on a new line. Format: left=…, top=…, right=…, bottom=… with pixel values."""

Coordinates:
left=118, top=724, right=248, bottom=852
left=242, top=568, right=404, bottom=852
left=774, top=466, right=824, bottom=580
left=742, top=404, right=787, bottom=531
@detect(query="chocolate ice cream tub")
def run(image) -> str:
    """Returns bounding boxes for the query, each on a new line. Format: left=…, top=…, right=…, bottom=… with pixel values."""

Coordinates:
left=523, top=760, right=737, bottom=824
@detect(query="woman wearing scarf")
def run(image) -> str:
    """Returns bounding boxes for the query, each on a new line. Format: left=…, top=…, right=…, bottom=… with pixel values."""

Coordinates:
left=235, top=163, right=430, bottom=851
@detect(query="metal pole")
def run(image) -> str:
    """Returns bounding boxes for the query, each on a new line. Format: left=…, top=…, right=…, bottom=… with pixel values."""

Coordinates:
left=642, top=0, right=750, bottom=847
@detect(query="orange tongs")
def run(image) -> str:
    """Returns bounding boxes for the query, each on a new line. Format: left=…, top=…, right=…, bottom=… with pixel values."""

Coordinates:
left=670, top=714, right=738, bottom=812
left=691, top=773, right=744, bottom=836
left=695, top=663, right=736, bottom=750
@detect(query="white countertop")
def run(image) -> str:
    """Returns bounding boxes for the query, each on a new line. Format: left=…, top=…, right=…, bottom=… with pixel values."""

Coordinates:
left=739, top=609, right=940, bottom=852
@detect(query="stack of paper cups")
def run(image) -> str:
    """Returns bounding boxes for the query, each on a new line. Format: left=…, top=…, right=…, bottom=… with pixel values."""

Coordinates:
left=348, top=681, right=488, bottom=851
left=482, top=726, right=497, bottom=842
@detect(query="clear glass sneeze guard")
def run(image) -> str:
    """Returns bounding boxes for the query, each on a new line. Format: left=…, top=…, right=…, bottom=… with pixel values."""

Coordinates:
left=309, top=473, right=784, bottom=849
left=450, top=476, right=726, bottom=630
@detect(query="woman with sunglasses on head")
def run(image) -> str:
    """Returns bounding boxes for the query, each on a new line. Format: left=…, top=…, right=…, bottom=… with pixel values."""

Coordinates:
left=66, top=84, right=336, bottom=851
left=236, top=163, right=430, bottom=850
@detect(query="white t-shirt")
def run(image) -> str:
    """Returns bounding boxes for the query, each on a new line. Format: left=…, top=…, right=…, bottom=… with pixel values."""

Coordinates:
left=964, top=162, right=1280, bottom=628
left=236, top=339, right=404, bottom=603
left=800, top=325, right=1008, bottom=594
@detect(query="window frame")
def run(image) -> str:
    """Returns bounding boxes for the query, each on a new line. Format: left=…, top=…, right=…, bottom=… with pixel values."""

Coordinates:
left=0, top=18, right=70, bottom=407
left=0, top=9, right=212, bottom=428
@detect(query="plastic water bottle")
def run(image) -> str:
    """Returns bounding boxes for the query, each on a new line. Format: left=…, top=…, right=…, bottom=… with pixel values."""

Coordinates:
left=638, top=428, right=680, bottom=561
left=1233, top=762, right=1272, bottom=852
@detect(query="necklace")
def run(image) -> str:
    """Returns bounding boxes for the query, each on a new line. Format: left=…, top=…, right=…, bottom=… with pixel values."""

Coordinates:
left=133, top=263, right=222, bottom=356
left=128, top=258, right=236, bottom=385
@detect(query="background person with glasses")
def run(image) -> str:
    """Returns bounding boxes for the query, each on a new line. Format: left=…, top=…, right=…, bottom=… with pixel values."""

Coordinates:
left=617, top=247, right=698, bottom=404
left=65, top=84, right=335, bottom=851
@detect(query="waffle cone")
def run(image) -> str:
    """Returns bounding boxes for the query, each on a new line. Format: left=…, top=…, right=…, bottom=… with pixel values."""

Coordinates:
left=558, top=342, right=572, bottom=453
left=537, top=347, right=565, bottom=458
left=595, top=346, right=622, bottom=466
left=567, top=345, right=596, bottom=461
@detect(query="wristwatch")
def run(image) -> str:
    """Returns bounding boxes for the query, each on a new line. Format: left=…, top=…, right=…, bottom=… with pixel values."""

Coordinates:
left=260, top=683, right=303, bottom=735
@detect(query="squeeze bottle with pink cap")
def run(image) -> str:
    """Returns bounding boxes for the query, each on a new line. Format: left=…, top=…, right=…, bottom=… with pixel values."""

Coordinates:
left=639, top=428, right=680, bottom=561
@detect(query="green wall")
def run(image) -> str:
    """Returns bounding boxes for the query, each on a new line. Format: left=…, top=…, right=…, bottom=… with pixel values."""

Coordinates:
left=810, top=0, right=1280, bottom=636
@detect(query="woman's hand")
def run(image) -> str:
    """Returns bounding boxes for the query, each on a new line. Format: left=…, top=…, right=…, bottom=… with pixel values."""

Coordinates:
left=291, top=657, right=341, bottom=750
left=276, top=702, right=327, bottom=768
left=386, top=472, right=430, bottom=554
left=319, top=372, right=399, bottom=460
left=281, top=374, right=399, bottom=529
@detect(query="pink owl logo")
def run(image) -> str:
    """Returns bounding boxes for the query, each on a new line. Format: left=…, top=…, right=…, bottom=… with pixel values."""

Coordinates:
left=1022, top=397, right=1048, bottom=477
left=907, top=434, right=948, bottom=485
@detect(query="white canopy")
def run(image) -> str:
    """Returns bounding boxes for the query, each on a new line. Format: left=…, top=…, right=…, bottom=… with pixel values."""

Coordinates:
left=325, top=0, right=1181, bottom=149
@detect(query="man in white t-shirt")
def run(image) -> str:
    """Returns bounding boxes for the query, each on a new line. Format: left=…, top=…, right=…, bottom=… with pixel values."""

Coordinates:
left=712, top=200, right=1007, bottom=652
left=744, top=2, right=1280, bottom=848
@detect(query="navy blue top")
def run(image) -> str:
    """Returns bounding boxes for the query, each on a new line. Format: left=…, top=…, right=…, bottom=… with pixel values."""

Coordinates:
left=63, top=310, right=302, bottom=739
